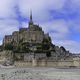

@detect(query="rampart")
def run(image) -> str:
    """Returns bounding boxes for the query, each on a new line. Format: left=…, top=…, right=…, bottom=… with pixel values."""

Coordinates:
left=14, top=58, right=80, bottom=68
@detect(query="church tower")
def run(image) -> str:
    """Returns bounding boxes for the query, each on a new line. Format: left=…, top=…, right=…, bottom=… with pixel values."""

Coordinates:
left=29, top=11, right=33, bottom=26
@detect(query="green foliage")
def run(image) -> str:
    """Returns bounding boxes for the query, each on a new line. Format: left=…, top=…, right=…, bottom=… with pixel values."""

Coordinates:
left=0, top=45, right=3, bottom=51
left=42, top=38, right=50, bottom=50
left=19, top=42, right=30, bottom=52
left=22, top=45, right=30, bottom=52
left=4, top=43, right=13, bottom=50
left=42, top=38, right=49, bottom=43
left=36, top=44, right=42, bottom=49
left=46, top=51, right=51, bottom=57
left=19, top=39, right=23, bottom=43
left=60, top=46, right=66, bottom=51
left=51, top=43, right=55, bottom=48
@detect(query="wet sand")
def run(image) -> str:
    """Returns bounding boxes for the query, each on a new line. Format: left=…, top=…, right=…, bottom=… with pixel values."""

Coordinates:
left=0, top=67, right=80, bottom=80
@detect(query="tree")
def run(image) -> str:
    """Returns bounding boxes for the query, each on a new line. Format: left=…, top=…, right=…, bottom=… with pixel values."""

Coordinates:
left=46, top=51, right=51, bottom=57
left=4, top=43, right=13, bottom=50
left=60, top=46, right=66, bottom=51
left=0, top=45, right=3, bottom=51
left=42, top=38, right=50, bottom=50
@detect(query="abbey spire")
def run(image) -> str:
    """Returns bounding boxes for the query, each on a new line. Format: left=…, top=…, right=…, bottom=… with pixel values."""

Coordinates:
left=29, top=11, right=33, bottom=25
left=30, top=11, right=32, bottom=21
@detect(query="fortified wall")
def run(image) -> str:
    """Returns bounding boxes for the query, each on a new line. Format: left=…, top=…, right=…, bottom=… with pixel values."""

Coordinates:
left=0, top=51, right=80, bottom=68
left=14, top=58, right=80, bottom=68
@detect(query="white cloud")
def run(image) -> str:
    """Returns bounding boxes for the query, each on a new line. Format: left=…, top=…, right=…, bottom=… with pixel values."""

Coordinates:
left=46, top=0, right=66, bottom=10
left=18, top=0, right=66, bottom=12
left=0, top=20, right=19, bottom=40
left=53, top=40, right=80, bottom=53
left=0, top=0, right=16, bottom=17
left=18, top=0, right=66, bottom=23
left=0, top=40, right=2, bottom=45
left=40, top=20, right=69, bottom=40
left=41, top=20, right=69, bottom=33
left=22, top=22, right=28, bottom=28
left=71, top=0, right=80, bottom=7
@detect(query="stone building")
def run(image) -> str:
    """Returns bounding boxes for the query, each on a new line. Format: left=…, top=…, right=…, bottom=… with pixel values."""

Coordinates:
left=3, top=35, right=12, bottom=46
left=3, top=12, right=47, bottom=47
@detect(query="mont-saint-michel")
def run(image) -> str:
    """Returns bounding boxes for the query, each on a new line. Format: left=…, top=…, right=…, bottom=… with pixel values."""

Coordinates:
left=0, top=13, right=80, bottom=68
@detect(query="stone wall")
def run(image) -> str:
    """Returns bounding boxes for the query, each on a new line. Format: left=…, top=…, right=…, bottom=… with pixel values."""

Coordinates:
left=14, top=61, right=32, bottom=68
left=0, top=51, right=80, bottom=68
left=14, top=58, right=80, bottom=68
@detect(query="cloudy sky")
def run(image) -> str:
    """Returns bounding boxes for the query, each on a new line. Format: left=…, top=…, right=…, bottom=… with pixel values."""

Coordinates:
left=0, top=0, right=80, bottom=53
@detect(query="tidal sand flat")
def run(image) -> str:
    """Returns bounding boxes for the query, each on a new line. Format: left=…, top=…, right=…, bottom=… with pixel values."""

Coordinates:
left=0, top=67, right=80, bottom=80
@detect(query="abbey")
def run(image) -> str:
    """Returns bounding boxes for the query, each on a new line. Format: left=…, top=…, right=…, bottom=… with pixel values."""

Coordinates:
left=3, top=13, right=45, bottom=46
left=0, top=12, right=80, bottom=68
left=3, top=13, right=51, bottom=51
left=2, top=12, right=71, bottom=60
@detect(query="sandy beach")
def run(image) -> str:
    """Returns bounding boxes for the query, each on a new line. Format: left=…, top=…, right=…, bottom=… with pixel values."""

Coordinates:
left=0, top=67, right=80, bottom=80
